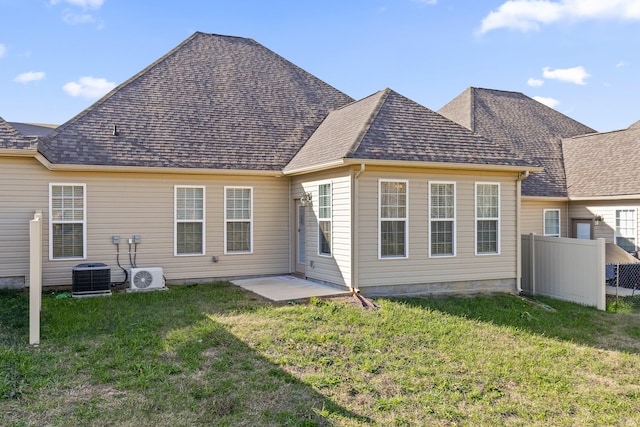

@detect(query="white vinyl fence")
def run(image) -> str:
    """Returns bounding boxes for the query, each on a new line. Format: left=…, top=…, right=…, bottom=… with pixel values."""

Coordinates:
left=521, top=234, right=606, bottom=311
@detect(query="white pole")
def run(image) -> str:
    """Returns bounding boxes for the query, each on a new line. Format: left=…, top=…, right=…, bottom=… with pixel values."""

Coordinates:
left=29, top=211, right=42, bottom=346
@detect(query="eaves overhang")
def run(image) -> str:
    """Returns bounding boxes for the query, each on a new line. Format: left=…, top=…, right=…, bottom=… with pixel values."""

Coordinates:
left=31, top=153, right=284, bottom=177
left=283, top=157, right=541, bottom=176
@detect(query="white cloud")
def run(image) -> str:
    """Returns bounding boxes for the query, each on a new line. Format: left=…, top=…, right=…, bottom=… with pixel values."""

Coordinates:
left=479, top=0, right=640, bottom=34
left=527, top=77, right=544, bottom=87
left=51, top=0, right=105, bottom=9
left=14, top=71, right=46, bottom=84
left=616, top=60, right=628, bottom=68
left=0, top=44, right=6, bottom=58
left=413, top=0, right=438, bottom=4
left=62, top=12, right=95, bottom=24
left=533, top=96, right=560, bottom=108
left=62, top=76, right=115, bottom=99
left=542, top=65, right=590, bottom=84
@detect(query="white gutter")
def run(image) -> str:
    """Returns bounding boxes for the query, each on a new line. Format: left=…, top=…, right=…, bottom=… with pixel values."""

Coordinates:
left=284, top=158, right=542, bottom=176
left=516, top=170, right=529, bottom=293
left=351, top=163, right=365, bottom=293
left=33, top=154, right=283, bottom=177
left=0, top=148, right=38, bottom=157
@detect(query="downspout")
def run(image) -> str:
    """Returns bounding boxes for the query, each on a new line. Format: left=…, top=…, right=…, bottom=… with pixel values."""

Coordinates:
left=516, top=170, right=529, bottom=293
left=351, top=163, right=366, bottom=293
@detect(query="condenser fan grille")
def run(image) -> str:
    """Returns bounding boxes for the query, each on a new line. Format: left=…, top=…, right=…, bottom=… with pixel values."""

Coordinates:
left=129, top=267, right=164, bottom=291
left=133, top=270, right=153, bottom=288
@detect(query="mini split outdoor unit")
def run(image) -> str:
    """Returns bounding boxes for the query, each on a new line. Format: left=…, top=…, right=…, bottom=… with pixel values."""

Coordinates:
left=129, top=267, right=165, bottom=291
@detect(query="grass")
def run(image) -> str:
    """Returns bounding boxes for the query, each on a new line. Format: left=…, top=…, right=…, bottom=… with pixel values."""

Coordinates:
left=1, top=284, right=640, bottom=426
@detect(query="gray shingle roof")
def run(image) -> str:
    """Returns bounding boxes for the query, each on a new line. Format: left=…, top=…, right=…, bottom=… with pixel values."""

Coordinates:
left=439, top=87, right=596, bottom=197
left=563, top=124, right=640, bottom=198
left=39, top=32, right=353, bottom=170
left=0, top=117, right=33, bottom=150
left=9, top=122, right=56, bottom=138
left=285, top=88, right=531, bottom=173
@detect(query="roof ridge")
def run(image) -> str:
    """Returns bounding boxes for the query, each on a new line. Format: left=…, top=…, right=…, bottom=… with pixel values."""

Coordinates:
left=345, top=88, right=391, bottom=157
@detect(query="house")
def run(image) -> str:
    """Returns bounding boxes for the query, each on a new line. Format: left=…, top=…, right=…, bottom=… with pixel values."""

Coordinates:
left=440, top=87, right=640, bottom=255
left=0, top=32, right=538, bottom=296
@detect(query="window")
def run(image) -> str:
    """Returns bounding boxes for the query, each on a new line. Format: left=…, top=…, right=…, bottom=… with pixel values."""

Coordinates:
left=429, top=182, right=455, bottom=257
left=379, top=180, right=408, bottom=258
left=318, top=183, right=332, bottom=256
left=543, top=209, right=561, bottom=237
left=175, top=186, right=205, bottom=255
left=49, top=184, right=86, bottom=260
left=476, top=182, right=500, bottom=255
left=615, top=209, right=636, bottom=252
left=225, top=187, right=252, bottom=254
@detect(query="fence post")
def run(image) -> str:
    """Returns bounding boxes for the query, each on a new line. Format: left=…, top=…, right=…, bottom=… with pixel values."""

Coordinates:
left=595, top=238, right=606, bottom=311
left=29, top=210, right=42, bottom=346
left=529, top=233, right=536, bottom=295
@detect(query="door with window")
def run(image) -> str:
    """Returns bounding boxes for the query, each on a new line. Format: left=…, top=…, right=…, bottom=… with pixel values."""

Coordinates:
left=572, top=219, right=592, bottom=240
left=294, top=200, right=306, bottom=275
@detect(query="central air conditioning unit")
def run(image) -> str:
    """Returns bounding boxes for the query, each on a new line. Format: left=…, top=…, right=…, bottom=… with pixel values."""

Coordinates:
left=129, top=267, right=165, bottom=291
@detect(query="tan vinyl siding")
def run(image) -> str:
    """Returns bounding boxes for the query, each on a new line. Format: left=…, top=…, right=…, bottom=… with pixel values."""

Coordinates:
left=521, top=199, right=569, bottom=237
left=356, top=167, right=519, bottom=288
left=290, top=168, right=352, bottom=288
left=0, top=157, right=289, bottom=286
left=0, top=158, right=48, bottom=281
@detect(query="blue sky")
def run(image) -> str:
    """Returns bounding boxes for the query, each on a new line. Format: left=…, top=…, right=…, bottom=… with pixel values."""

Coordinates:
left=0, top=0, right=639, bottom=132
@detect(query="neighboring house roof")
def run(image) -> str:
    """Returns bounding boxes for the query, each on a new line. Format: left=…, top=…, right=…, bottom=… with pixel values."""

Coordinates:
left=285, top=88, right=531, bottom=174
left=0, top=116, right=33, bottom=150
left=39, top=32, right=353, bottom=171
left=563, top=123, right=640, bottom=198
left=9, top=122, right=56, bottom=138
left=439, top=87, right=596, bottom=197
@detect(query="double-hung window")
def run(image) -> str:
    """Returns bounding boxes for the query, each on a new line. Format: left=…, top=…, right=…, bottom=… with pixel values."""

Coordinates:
left=225, top=187, right=252, bottom=254
left=475, top=182, right=500, bottom=255
left=379, top=180, right=408, bottom=258
left=429, top=182, right=455, bottom=257
left=175, top=186, right=205, bottom=255
left=318, top=183, right=332, bottom=256
left=543, top=209, right=561, bottom=237
left=49, top=183, right=86, bottom=260
left=615, top=208, right=637, bottom=252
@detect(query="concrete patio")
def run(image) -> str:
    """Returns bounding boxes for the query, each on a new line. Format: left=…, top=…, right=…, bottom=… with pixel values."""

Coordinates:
left=231, top=275, right=351, bottom=302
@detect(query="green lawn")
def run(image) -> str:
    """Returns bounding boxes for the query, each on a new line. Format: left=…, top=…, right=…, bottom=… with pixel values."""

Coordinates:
left=1, top=283, right=639, bottom=426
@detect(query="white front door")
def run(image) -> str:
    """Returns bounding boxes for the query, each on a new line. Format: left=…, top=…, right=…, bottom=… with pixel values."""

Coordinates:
left=295, top=201, right=306, bottom=275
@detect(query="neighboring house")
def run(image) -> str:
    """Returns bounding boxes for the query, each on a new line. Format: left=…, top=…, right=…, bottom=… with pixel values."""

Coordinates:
left=0, top=32, right=538, bottom=296
left=563, top=121, right=640, bottom=252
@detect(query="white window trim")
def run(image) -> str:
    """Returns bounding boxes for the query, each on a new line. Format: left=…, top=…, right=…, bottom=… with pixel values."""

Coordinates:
left=378, top=179, right=409, bottom=260
left=317, top=182, right=332, bottom=257
left=543, top=208, right=561, bottom=237
left=49, top=183, right=87, bottom=261
left=174, top=185, right=206, bottom=257
left=224, top=186, right=253, bottom=255
left=614, top=207, right=637, bottom=251
left=475, top=182, right=500, bottom=256
left=429, top=181, right=456, bottom=258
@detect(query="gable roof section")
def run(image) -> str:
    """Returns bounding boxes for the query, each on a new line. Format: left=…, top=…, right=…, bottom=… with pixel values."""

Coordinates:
left=285, top=88, right=530, bottom=174
left=439, top=87, right=596, bottom=197
left=0, top=116, right=33, bottom=150
left=563, top=123, right=640, bottom=198
left=39, top=32, right=353, bottom=171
